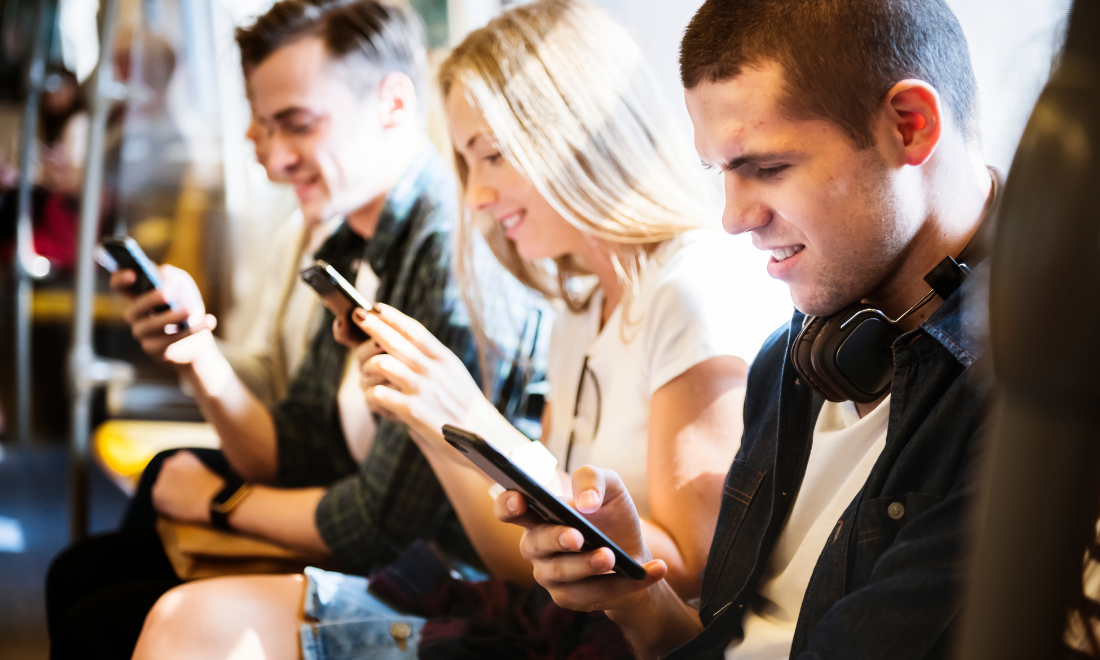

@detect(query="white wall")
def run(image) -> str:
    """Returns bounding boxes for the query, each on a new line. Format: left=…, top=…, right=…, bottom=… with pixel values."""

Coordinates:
left=591, top=0, right=1071, bottom=173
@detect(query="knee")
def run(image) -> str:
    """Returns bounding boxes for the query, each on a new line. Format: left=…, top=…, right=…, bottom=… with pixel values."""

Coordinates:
left=134, top=575, right=306, bottom=660
left=134, top=581, right=217, bottom=657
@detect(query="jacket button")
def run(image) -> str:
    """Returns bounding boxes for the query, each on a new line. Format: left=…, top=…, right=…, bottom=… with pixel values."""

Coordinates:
left=887, top=502, right=905, bottom=520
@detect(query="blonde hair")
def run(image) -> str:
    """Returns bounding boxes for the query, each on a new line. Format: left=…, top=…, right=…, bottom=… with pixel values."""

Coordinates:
left=440, top=0, right=719, bottom=352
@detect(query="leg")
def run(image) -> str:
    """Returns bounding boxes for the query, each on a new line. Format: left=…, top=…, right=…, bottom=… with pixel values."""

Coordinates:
left=50, top=582, right=179, bottom=660
left=46, top=529, right=178, bottom=636
left=132, top=574, right=307, bottom=660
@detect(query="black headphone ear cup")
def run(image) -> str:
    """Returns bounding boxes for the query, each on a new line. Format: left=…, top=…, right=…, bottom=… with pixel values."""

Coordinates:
left=792, top=316, right=848, bottom=402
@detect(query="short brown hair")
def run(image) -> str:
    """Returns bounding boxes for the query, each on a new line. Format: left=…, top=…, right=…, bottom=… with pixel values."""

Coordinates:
left=235, top=0, right=427, bottom=102
left=680, top=0, right=980, bottom=149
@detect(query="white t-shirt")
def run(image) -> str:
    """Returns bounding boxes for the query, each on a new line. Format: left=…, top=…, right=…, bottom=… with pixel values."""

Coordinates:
left=543, top=229, right=792, bottom=517
left=726, top=396, right=891, bottom=660
left=221, top=211, right=339, bottom=405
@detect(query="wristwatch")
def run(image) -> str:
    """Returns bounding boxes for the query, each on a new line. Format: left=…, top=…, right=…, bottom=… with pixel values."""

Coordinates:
left=209, top=477, right=253, bottom=531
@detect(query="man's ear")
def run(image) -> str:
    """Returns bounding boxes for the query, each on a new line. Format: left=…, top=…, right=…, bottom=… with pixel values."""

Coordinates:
left=377, top=72, right=418, bottom=129
left=879, top=80, right=942, bottom=166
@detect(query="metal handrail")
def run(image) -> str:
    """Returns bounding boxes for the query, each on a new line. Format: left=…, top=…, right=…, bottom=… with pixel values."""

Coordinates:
left=68, top=0, right=124, bottom=541
left=11, top=0, right=57, bottom=448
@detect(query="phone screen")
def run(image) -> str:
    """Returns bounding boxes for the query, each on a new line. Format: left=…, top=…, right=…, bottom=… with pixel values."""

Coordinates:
left=442, top=424, right=648, bottom=581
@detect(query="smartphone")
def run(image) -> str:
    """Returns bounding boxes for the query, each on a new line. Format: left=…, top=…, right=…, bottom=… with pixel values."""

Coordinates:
left=96, top=237, right=185, bottom=327
left=441, top=424, right=648, bottom=581
left=299, top=260, right=379, bottom=343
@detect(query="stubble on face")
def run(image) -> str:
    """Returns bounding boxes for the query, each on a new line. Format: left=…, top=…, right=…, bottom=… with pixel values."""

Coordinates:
left=793, top=147, right=909, bottom=317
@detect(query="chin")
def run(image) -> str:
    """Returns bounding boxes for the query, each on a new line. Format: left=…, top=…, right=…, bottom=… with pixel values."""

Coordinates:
left=790, top=288, right=856, bottom=318
left=513, top=241, right=554, bottom=262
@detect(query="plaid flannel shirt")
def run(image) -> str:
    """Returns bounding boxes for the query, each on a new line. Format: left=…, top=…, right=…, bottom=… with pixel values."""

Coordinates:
left=273, top=148, right=548, bottom=575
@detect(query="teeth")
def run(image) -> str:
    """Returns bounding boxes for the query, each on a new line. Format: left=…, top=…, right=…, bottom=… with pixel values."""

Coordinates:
left=502, top=212, right=522, bottom=229
left=771, top=245, right=804, bottom=261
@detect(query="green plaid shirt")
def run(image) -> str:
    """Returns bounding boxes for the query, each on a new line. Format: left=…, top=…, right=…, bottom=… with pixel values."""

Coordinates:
left=273, top=149, right=547, bottom=575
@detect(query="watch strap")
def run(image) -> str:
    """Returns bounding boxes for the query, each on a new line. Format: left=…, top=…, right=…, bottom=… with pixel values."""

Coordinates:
left=209, top=477, right=251, bottom=531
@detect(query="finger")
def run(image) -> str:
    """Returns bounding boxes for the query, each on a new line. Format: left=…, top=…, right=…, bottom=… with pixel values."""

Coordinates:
left=546, top=561, right=668, bottom=611
left=123, top=289, right=172, bottom=324
left=361, top=354, right=418, bottom=394
left=109, top=270, right=137, bottom=295
left=360, top=373, right=388, bottom=391
left=362, top=382, right=411, bottom=423
left=523, top=524, right=586, bottom=559
left=353, top=336, right=383, bottom=367
left=494, top=491, right=544, bottom=528
left=131, top=307, right=191, bottom=341
left=139, top=319, right=215, bottom=358
left=332, top=317, right=361, bottom=350
left=367, top=303, right=448, bottom=360
left=533, top=547, right=616, bottom=586
left=572, top=466, right=610, bottom=514
left=354, top=313, right=432, bottom=373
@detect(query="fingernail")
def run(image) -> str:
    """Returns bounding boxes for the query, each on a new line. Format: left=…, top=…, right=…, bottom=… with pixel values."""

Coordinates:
left=576, top=490, right=599, bottom=512
left=590, top=551, right=608, bottom=569
left=352, top=308, right=366, bottom=323
left=508, top=495, right=521, bottom=514
left=560, top=531, right=575, bottom=548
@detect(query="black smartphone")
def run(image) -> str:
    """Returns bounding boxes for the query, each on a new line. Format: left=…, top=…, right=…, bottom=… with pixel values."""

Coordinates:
left=299, top=260, right=379, bottom=343
left=441, top=424, right=648, bottom=581
left=96, top=237, right=186, bottom=328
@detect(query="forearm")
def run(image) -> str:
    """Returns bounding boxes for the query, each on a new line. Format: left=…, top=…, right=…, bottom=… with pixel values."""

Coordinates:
left=181, top=349, right=279, bottom=483
left=411, top=424, right=534, bottom=585
left=606, top=580, right=704, bottom=660
left=227, top=485, right=329, bottom=558
left=640, top=519, right=697, bottom=600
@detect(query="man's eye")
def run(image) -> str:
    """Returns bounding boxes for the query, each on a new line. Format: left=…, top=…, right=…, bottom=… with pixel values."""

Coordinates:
left=756, top=165, right=788, bottom=179
left=288, top=121, right=317, bottom=136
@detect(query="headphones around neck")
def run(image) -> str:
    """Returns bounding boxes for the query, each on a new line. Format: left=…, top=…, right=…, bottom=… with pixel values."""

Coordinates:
left=791, top=171, right=999, bottom=404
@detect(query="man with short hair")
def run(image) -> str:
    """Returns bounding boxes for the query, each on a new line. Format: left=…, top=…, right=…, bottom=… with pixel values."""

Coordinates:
left=46, top=1, right=542, bottom=656
left=497, top=0, right=995, bottom=658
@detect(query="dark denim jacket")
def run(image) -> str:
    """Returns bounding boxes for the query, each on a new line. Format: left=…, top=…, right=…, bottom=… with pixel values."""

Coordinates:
left=667, top=271, right=989, bottom=660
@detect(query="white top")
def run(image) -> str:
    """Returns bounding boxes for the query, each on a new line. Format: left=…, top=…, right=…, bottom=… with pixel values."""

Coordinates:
left=221, top=211, right=339, bottom=405
left=726, top=396, right=892, bottom=660
left=543, top=229, right=792, bottom=518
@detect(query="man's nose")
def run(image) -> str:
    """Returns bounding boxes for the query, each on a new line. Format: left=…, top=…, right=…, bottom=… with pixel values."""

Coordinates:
left=721, top=174, right=770, bottom=235
left=266, top=133, right=299, bottom=175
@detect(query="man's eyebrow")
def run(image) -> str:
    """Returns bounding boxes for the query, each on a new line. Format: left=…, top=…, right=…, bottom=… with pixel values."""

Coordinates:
left=722, top=151, right=797, bottom=172
left=272, top=107, right=312, bottom=122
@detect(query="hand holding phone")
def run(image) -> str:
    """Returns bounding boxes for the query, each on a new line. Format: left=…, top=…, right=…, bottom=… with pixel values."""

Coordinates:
left=96, top=237, right=187, bottom=330
left=442, top=424, right=648, bottom=581
left=299, top=260, right=380, bottom=344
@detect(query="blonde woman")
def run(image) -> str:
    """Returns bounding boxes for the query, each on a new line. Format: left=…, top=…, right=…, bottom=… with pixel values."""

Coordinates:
left=347, top=0, right=788, bottom=593
left=131, top=1, right=787, bottom=658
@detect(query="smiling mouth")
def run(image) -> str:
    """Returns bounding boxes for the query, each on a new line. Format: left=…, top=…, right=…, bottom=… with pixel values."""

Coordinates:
left=771, top=245, right=804, bottom=262
left=500, top=211, right=524, bottom=230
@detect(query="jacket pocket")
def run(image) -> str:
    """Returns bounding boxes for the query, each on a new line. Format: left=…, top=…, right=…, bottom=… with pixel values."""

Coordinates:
left=849, top=492, right=942, bottom=585
left=700, top=459, right=767, bottom=614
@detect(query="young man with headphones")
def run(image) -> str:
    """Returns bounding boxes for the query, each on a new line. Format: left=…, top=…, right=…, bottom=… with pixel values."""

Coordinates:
left=496, top=0, right=997, bottom=659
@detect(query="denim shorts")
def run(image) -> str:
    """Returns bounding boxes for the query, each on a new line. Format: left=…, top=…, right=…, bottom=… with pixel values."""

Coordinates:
left=300, top=566, right=427, bottom=660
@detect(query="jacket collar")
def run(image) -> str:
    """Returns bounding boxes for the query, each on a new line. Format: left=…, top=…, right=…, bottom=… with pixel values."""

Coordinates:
left=918, top=259, right=988, bottom=368
left=361, top=147, right=447, bottom=277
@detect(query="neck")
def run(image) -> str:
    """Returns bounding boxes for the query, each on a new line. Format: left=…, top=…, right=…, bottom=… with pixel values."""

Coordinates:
left=346, top=193, right=387, bottom=239
left=344, top=132, right=428, bottom=239
left=867, top=149, right=993, bottom=333
left=577, top=241, right=622, bottom=328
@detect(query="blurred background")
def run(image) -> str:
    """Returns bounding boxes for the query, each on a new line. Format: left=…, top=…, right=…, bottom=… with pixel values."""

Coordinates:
left=0, top=0, right=1075, bottom=657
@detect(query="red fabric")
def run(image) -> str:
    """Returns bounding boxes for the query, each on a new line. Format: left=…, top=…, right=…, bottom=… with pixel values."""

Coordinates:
left=34, top=193, right=80, bottom=269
